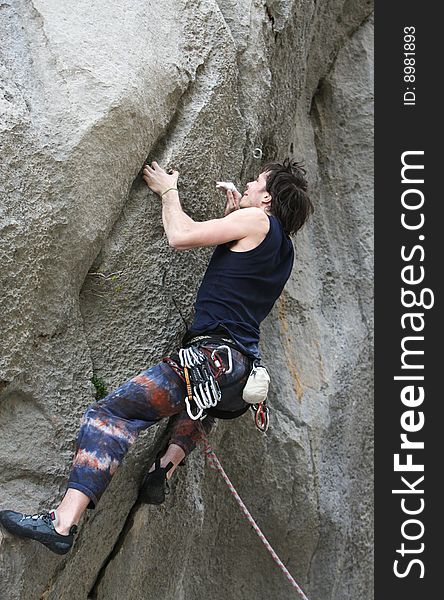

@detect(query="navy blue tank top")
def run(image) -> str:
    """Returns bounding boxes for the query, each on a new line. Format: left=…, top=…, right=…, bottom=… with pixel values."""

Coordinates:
left=188, top=214, right=294, bottom=358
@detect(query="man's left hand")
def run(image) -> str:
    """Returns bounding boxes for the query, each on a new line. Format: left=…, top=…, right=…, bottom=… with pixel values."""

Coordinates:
left=143, top=161, right=179, bottom=197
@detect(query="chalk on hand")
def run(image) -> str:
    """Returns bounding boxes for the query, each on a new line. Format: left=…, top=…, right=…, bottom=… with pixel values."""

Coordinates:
left=216, top=181, right=237, bottom=192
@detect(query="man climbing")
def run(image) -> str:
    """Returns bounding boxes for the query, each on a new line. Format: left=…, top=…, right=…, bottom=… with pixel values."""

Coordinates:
left=0, top=159, right=313, bottom=555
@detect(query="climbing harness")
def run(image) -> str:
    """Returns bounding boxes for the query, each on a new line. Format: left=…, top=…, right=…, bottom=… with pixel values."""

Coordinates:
left=197, top=425, right=310, bottom=600
left=177, top=344, right=233, bottom=421
left=164, top=333, right=272, bottom=431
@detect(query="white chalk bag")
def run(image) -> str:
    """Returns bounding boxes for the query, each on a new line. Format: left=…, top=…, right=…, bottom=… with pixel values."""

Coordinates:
left=242, top=362, right=270, bottom=404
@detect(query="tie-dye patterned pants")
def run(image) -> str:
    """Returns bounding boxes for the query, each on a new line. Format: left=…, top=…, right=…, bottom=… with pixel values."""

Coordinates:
left=67, top=344, right=251, bottom=508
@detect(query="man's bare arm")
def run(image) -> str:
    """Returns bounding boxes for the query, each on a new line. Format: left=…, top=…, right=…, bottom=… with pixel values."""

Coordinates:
left=142, top=162, right=267, bottom=250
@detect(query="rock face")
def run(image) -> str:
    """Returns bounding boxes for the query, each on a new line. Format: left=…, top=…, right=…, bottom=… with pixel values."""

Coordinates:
left=0, top=1, right=373, bottom=599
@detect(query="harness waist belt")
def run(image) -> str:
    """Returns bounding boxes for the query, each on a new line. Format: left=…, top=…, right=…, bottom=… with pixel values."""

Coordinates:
left=185, top=334, right=241, bottom=354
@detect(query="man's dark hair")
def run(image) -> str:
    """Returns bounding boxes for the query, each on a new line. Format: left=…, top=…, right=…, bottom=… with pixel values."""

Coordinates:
left=261, top=158, right=314, bottom=236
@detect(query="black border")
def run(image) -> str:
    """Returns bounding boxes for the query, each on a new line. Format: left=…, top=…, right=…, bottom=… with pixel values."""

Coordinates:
left=375, top=2, right=441, bottom=596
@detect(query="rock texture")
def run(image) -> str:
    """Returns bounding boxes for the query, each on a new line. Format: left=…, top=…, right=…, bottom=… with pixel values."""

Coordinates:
left=0, top=1, right=373, bottom=599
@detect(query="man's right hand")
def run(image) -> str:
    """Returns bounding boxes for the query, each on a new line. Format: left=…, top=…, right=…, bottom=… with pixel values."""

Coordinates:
left=215, top=182, right=242, bottom=215
left=224, top=190, right=241, bottom=215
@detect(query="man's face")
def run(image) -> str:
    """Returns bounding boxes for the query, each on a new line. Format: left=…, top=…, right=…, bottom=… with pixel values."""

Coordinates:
left=239, top=171, right=270, bottom=209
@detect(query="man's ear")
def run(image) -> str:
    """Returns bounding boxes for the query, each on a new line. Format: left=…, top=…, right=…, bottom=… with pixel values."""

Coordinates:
left=263, top=194, right=272, bottom=207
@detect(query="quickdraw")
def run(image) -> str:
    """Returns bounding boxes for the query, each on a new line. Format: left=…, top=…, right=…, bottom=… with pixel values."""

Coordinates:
left=178, top=345, right=233, bottom=421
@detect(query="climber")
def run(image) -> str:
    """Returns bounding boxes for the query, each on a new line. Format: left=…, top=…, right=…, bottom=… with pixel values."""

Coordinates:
left=0, top=158, right=313, bottom=555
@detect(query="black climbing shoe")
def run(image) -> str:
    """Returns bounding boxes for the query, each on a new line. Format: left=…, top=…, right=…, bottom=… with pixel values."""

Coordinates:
left=0, top=510, right=77, bottom=555
left=138, top=458, right=174, bottom=505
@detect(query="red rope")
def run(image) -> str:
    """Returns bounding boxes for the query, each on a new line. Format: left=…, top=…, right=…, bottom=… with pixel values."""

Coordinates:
left=198, top=429, right=310, bottom=600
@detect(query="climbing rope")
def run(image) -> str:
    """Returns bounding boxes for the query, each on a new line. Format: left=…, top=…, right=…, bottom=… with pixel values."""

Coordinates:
left=198, top=429, right=310, bottom=600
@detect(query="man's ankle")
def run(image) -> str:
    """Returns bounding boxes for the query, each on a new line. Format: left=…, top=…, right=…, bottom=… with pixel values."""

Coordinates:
left=52, top=510, right=77, bottom=536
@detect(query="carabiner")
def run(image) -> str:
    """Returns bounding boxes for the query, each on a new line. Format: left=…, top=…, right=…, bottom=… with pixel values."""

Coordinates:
left=212, top=345, right=233, bottom=374
left=254, top=402, right=269, bottom=433
left=185, top=396, right=204, bottom=420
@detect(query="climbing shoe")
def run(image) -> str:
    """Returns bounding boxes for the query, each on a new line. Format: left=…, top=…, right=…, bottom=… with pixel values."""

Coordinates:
left=138, top=458, right=174, bottom=505
left=0, top=509, right=77, bottom=555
